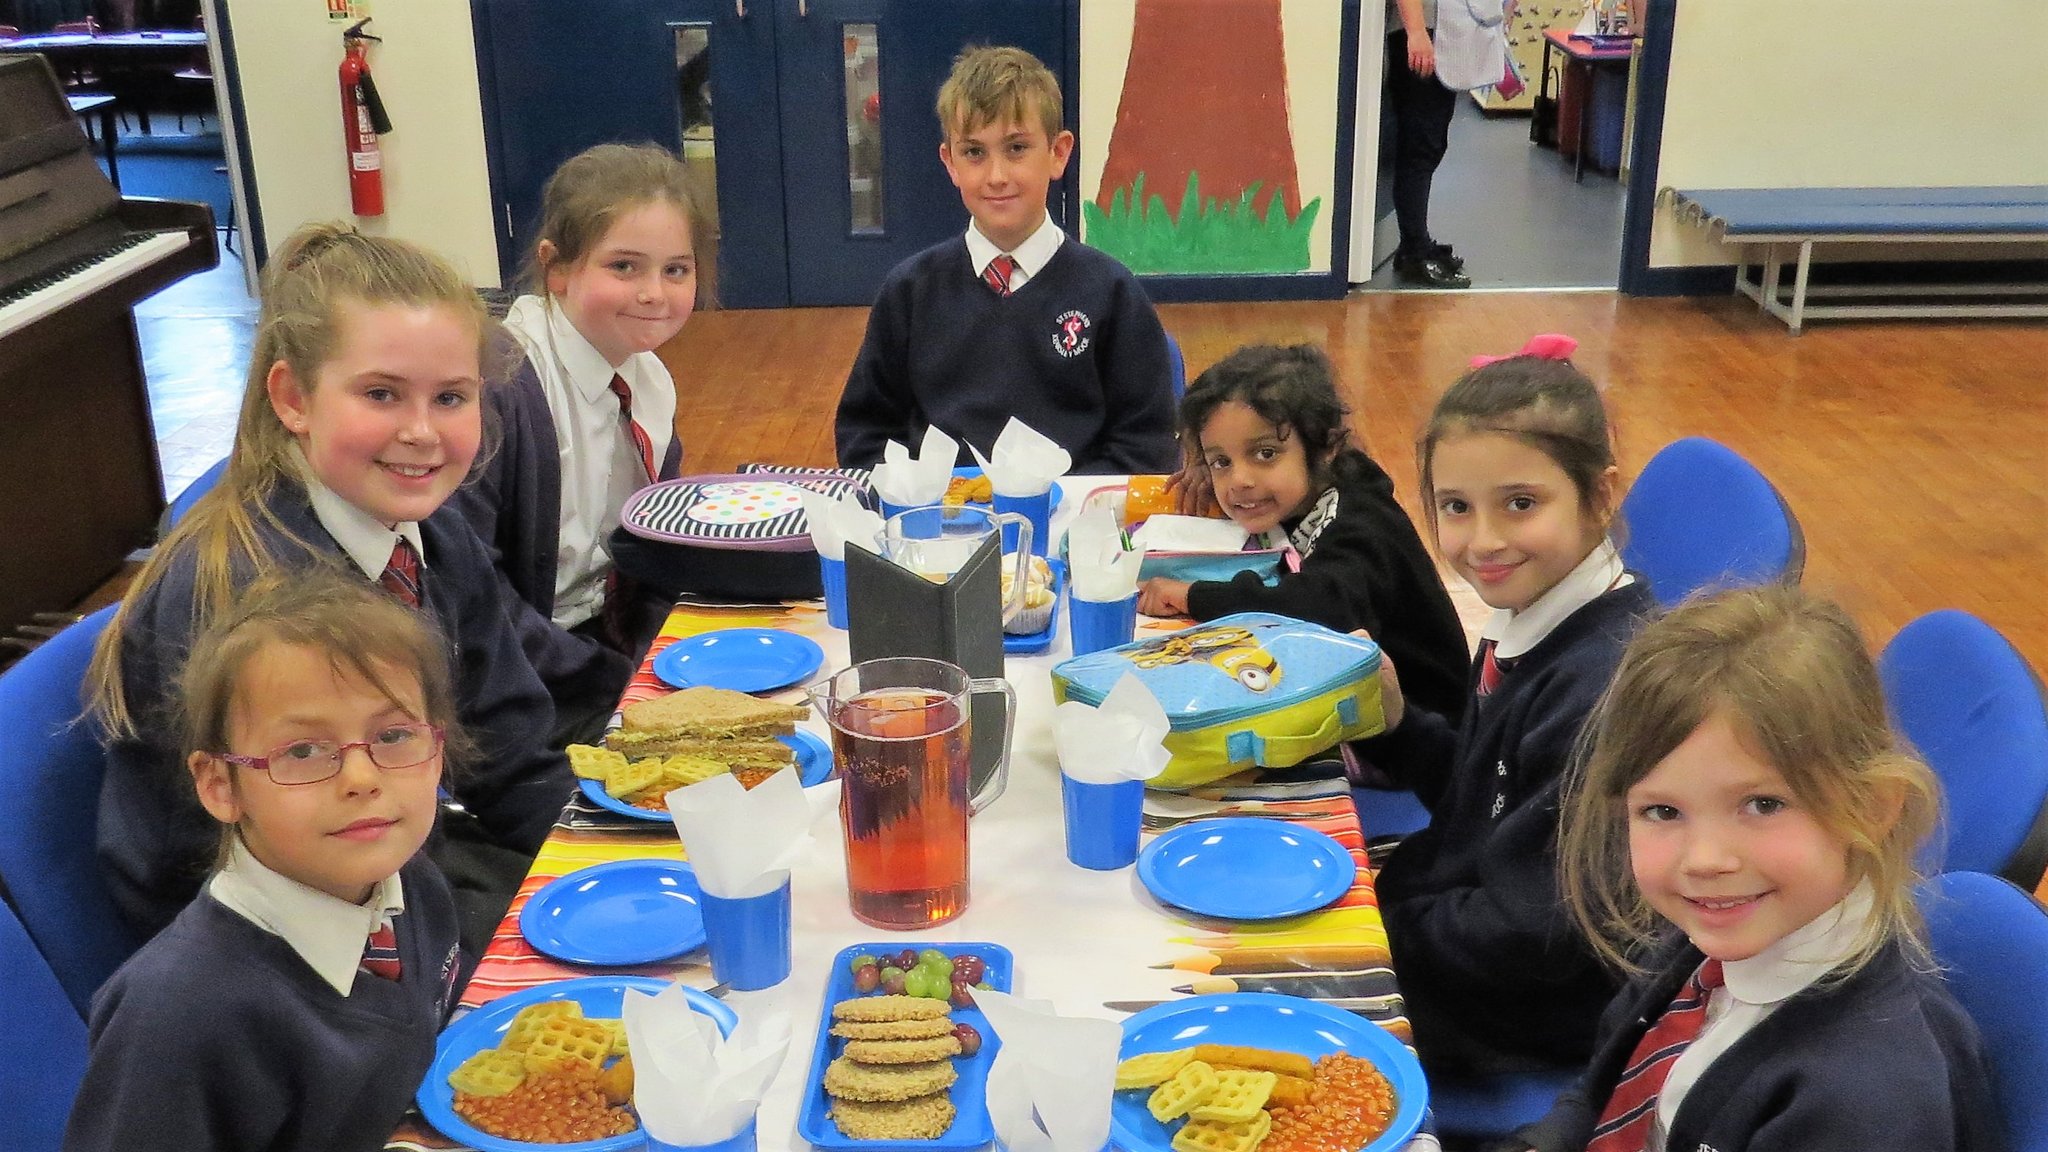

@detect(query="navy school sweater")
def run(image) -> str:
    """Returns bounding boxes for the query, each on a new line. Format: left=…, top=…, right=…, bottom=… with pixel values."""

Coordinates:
left=1517, top=933, right=2006, bottom=1152
left=834, top=235, right=1181, bottom=475
left=64, top=857, right=465, bottom=1152
left=451, top=342, right=682, bottom=709
left=97, top=482, right=575, bottom=939
left=1352, top=581, right=1657, bottom=1073
left=1184, top=449, right=1470, bottom=724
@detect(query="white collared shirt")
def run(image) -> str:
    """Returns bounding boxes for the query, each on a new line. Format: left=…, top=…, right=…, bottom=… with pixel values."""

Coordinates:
left=503, top=294, right=678, bottom=629
left=208, top=836, right=407, bottom=997
left=296, top=447, right=428, bottom=582
left=964, top=212, right=1064, bottom=295
left=1480, top=537, right=1631, bottom=660
left=1646, top=884, right=1876, bottom=1150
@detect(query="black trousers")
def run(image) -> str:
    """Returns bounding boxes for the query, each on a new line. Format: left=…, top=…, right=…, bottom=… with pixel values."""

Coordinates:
left=1386, top=29, right=1458, bottom=258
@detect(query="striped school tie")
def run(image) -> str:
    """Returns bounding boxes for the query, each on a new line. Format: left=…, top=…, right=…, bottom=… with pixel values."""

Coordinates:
left=379, top=538, right=422, bottom=609
left=1587, top=958, right=1724, bottom=1152
left=982, top=253, right=1016, bottom=297
left=608, top=373, right=659, bottom=483
left=1476, top=639, right=1504, bottom=697
left=360, top=922, right=402, bottom=981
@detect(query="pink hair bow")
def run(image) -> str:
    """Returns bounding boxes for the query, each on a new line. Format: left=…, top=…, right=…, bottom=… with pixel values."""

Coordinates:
left=1469, top=333, right=1578, bottom=369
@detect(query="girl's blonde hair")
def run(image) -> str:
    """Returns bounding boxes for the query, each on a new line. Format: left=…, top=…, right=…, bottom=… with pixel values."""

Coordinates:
left=89, top=222, right=489, bottom=738
left=181, top=568, right=469, bottom=868
left=524, top=142, right=718, bottom=310
left=1560, top=584, right=1940, bottom=980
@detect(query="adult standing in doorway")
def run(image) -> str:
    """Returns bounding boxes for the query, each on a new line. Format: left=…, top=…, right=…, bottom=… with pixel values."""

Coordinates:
left=1386, top=0, right=1472, bottom=289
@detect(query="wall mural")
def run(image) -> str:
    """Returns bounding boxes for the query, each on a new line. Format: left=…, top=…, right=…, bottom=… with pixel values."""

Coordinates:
left=1081, top=0, right=1342, bottom=276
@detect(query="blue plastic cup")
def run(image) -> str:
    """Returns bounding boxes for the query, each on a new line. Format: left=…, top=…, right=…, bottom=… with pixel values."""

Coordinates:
left=697, top=880, right=792, bottom=990
left=878, top=498, right=914, bottom=523
left=1069, top=592, right=1139, bottom=656
left=646, top=1118, right=758, bottom=1152
left=818, top=554, right=849, bottom=628
left=992, top=489, right=1052, bottom=557
left=1061, top=775, right=1144, bottom=870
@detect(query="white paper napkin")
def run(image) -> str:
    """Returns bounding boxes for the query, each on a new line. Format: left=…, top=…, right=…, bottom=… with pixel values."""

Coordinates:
left=801, top=488, right=885, bottom=562
left=664, top=769, right=840, bottom=899
left=1053, top=673, right=1171, bottom=785
left=968, top=418, right=1071, bottom=498
left=1066, top=501, right=1144, bottom=603
left=623, top=982, right=791, bottom=1145
left=1130, top=514, right=1251, bottom=554
left=872, top=425, right=957, bottom=508
left=974, top=990, right=1122, bottom=1152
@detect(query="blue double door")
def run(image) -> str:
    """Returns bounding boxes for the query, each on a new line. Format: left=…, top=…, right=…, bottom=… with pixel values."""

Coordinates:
left=473, top=0, right=1070, bottom=308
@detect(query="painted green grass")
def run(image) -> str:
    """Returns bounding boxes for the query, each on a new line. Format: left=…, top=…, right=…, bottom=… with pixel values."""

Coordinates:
left=1083, top=171, right=1322, bottom=275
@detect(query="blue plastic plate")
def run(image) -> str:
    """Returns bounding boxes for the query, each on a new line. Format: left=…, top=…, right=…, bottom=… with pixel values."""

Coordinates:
left=417, top=977, right=736, bottom=1152
left=1137, top=818, right=1356, bottom=920
left=951, top=466, right=1064, bottom=514
left=578, top=730, right=836, bottom=821
left=796, top=941, right=1015, bottom=1151
left=518, top=859, right=706, bottom=966
left=1003, top=558, right=1065, bottom=656
left=652, top=627, right=825, bottom=693
left=1111, top=994, right=1426, bottom=1152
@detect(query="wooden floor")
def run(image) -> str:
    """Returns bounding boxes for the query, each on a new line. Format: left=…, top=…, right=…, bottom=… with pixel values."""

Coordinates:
left=661, top=291, right=2048, bottom=672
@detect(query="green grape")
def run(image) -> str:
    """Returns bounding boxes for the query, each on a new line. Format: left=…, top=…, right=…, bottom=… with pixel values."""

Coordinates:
left=849, top=953, right=879, bottom=974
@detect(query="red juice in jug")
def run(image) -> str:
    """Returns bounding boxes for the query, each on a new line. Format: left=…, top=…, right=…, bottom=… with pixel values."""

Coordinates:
left=833, top=687, right=972, bottom=928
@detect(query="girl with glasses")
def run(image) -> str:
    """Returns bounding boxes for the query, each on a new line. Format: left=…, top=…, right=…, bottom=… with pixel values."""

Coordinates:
left=66, top=570, right=469, bottom=1152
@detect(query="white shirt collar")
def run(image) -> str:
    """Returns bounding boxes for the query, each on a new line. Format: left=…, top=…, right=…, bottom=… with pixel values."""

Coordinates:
left=208, top=836, right=407, bottom=997
left=292, top=445, right=426, bottom=579
left=1481, top=536, right=1630, bottom=659
left=1722, top=881, right=1875, bottom=1006
left=965, top=212, right=1064, bottom=279
left=539, top=294, right=640, bottom=405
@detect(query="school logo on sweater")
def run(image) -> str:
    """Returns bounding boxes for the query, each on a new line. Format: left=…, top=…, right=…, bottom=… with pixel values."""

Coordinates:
left=1051, top=310, right=1092, bottom=357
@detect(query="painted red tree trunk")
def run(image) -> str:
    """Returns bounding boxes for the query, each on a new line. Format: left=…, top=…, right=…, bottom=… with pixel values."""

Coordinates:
left=1097, top=0, right=1301, bottom=218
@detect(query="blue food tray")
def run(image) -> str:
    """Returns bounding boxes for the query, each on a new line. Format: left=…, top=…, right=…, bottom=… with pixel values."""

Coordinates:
left=796, top=941, right=1015, bottom=1151
left=1003, top=558, right=1065, bottom=655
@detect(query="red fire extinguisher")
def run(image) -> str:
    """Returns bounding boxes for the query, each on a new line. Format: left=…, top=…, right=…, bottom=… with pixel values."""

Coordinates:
left=339, top=19, right=391, bottom=217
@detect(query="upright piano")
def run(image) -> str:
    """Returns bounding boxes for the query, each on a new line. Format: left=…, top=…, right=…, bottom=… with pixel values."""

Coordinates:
left=0, top=53, right=217, bottom=639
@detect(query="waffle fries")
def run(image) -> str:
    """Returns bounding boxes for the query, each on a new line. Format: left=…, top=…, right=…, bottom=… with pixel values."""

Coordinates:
left=1147, top=1060, right=1220, bottom=1122
left=569, top=739, right=789, bottom=811
left=1116, top=1047, right=1196, bottom=1090
left=1119, top=1044, right=1395, bottom=1152
left=1172, top=1111, right=1272, bottom=1152
left=449, top=1001, right=639, bottom=1143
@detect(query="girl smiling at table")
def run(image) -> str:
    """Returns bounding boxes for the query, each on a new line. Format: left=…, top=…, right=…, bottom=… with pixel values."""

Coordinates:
left=1347, top=335, right=1657, bottom=1078
left=1136, top=343, right=1469, bottom=724
left=89, top=223, right=571, bottom=953
left=67, top=571, right=468, bottom=1152
left=1510, top=585, right=1999, bottom=1152
left=452, top=143, right=712, bottom=745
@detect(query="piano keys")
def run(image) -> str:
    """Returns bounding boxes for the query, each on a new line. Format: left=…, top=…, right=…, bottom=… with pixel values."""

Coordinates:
left=0, top=52, right=218, bottom=641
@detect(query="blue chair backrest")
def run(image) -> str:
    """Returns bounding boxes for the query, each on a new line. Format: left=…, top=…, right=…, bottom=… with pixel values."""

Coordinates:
left=1880, top=610, right=2048, bottom=887
left=1618, top=437, right=1803, bottom=609
left=1922, top=871, right=2048, bottom=1152
left=1430, top=1065, right=1581, bottom=1142
left=163, top=454, right=228, bottom=531
left=1165, top=331, right=1186, bottom=400
left=0, top=899, right=89, bottom=1151
left=0, top=605, right=140, bottom=1017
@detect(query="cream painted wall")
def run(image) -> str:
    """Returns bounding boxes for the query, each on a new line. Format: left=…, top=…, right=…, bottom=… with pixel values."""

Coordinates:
left=221, top=0, right=500, bottom=285
left=1650, top=0, right=2048, bottom=267
left=1078, top=0, right=1344, bottom=273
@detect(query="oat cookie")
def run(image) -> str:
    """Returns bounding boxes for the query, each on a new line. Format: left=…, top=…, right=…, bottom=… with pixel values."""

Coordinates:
left=823, top=1056, right=958, bottom=1102
left=843, top=1035, right=963, bottom=1064
left=831, top=1016, right=957, bottom=1041
left=829, top=1093, right=957, bottom=1140
left=830, top=994, right=950, bottom=1023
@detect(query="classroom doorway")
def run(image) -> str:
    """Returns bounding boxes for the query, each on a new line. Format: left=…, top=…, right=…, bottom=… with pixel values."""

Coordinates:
left=472, top=0, right=1067, bottom=309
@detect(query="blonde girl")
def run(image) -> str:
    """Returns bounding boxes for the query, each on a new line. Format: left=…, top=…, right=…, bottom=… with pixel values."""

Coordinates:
left=69, top=571, right=468, bottom=1152
left=90, top=222, right=570, bottom=947
left=453, top=142, right=714, bottom=744
left=1512, top=585, right=1999, bottom=1152
left=1349, top=338, right=1657, bottom=1077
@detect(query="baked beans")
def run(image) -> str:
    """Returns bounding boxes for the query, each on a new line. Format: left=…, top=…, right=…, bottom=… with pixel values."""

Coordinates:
left=1262, top=1053, right=1396, bottom=1152
left=453, top=1062, right=638, bottom=1144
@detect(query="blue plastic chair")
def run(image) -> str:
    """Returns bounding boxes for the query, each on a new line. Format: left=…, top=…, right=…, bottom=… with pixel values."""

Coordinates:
left=0, top=605, right=140, bottom=1018
left=1922, top=871, right=2048, bottom=1152
left=0, top=899, right=89, bottom=1151
left=1880, top=611, right=2048, bottom=888
left=1617, top=437, right=1803, bottom=609
left=1165, top=331, right=1186, bottom=399
left=161, top=454, right=229, bottom=533
left=1431, top=1065, right=1581, bottom=1144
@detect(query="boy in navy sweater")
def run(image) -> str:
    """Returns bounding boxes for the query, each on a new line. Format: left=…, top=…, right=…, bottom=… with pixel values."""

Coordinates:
left=835, top=45, right=1179, bottom=475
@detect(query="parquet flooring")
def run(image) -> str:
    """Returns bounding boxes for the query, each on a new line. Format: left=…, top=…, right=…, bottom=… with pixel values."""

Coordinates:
left=661, top=292, right=2048, bottom=671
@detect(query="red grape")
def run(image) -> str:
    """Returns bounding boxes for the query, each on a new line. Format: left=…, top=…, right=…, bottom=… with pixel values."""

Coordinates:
left=851, top=962, right=880, bottom=993
left=952, top=1022, right=983, bottom=1057
left=949, top=978, right=976, bottom=1008
left=951, top=954, right=985, bottom=984
left=892, top=948, right=920, bottom=971
left=880, top=967, right=907, bottom=995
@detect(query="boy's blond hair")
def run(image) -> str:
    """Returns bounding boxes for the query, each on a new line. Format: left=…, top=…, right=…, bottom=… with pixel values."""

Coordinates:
left=935, top=45, right=1062, bottom=142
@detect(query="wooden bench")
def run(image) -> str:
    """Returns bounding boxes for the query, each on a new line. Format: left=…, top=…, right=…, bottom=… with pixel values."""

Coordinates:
left=1661, top=186, right=2048, bottom=333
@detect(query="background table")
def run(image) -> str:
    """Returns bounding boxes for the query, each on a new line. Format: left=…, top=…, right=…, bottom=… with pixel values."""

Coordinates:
left=388, top=478, right=1408, bottom=1151
left=1533, top=29, right=1633, bottom=182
